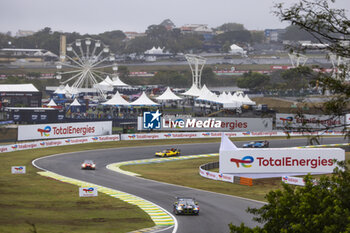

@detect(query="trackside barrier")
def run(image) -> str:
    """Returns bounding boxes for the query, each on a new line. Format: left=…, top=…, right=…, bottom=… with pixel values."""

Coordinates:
left=121, top=130, right=344, bottom=141
left=0, top=130, right=346, bottom=154
left=0, top=135, right=120, bottom=153
left=199, top=162, right=235, bottom=184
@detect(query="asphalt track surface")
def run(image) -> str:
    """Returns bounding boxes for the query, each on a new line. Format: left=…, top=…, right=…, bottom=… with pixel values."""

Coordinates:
left=34, top=137, right=348, bottom=233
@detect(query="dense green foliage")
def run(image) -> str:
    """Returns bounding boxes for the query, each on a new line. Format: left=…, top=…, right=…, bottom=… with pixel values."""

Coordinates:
left=230, top=161, right=350, bottom=233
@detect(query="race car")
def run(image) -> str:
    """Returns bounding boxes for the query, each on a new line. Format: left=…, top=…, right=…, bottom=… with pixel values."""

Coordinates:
left=81, top=160, right=96, bottom=170
left=173, top=197, right=199, bottom=215
left=155, top=148, right=181, bottom=157
left=243, top=140, right=269, bottom=148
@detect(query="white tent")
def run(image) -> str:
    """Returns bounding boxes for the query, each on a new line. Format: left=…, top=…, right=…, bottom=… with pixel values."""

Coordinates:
left=156, top=87, right=182, bottom=101
left=46, top=99, right=57, bottom=107
left=242, top=94, right=256, bottom=105
left=102, top=91, right=129, bottom=106
left=229, top=44, right=246, bottom=56
left=69, top=98, right=81, bottom=106
left=96, top=75, right=113, bottom=86
left=111, top=76, right=129, bottom=87
left=145, top=46, right=164, bottom=55
left=182, top=84, right=202, bottom=97
left=53, top=85, right=67, bottom=95
left=131, top=92, right=159, bottom=106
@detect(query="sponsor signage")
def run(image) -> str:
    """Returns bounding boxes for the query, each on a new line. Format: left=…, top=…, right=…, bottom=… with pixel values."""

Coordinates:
left=18, top=121, right=112, bottom=141
left=220, top=148, right=345, bottom=174
left=0, top=135, right=120, bottom=153
left=276, top=113, right=344, bottom=129
left=138, top=113, right=272, bottom=131
left=11, top=166, right=26, bottom=174
left=199, top=167, right=234, bottom=183
left=346, top=114, right=350, bottom=128
left=79, top=187, right=98, bottom=197
left=282, top=176, right=318, bottom=186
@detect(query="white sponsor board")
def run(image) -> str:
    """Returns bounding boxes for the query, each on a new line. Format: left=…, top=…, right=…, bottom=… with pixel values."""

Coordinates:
left=199, top=166, right=234, bottom=183
left=219, top=148, right=345, bottom=174
left=79, top=187, right=98, bottom=197
left=0, top=135, right=120, bottom=153
left=121, top=130, right=344, bottom=141
left=11, top=166, right=26, bottom=174
left=346, top=114, right=350, bottom=128
left=276, top=113, right=344, bottom=129
left=282, top=176, right=306, bottom=186
left=18, top=121, right=112, bottom=141
left=138, top=116, right=273, bottom=131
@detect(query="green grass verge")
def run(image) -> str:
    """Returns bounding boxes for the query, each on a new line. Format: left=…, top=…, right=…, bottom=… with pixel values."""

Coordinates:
left=121, top=151, right=350, bottom=203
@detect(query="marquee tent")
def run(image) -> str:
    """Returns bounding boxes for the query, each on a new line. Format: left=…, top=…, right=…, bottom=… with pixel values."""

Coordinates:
left=69, top=98, right=81, bottom=106
left=182, top=84, right=202, bottom=97
left=156, top=87, right=182, bottom=101
left=229, top=44, right=246, bottom=55
left=131, top=92, right=159, bottom=106
left=145, top=46, right=165, bottom=55
left=102, top=91, right=130, bottom=106
left=46, top=99, right=57, bottom=107
left=111, top=76, right=129, bottom=87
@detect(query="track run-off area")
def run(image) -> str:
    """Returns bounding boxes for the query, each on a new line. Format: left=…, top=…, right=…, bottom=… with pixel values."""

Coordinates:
left=33, top=137, right=349, bottom=233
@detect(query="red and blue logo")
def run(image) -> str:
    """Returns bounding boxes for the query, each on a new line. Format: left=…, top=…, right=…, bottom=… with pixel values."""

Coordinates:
left=128, top=135, right=136, bottom=139
left=38, top=126, right=51, bottom=136
left=40, top=142, right=45, bottom=146
left=65, top=139, right=71, bottom=143
left=11, top=145, right=18, bottom=150
left=92, top=137, right=98, bottom=141
left=83, top=187, right=94, bottom=193
left=164, top=133, right=172, bottom=138
left=202, top=133, right=210, bottom=136
left=242, top=132, right=251, bottom=136
left=230, top=156, right=254, bottom=168
left=280, top=117, right=293, bottom=124
left=15, top=166, right=24, bottom=171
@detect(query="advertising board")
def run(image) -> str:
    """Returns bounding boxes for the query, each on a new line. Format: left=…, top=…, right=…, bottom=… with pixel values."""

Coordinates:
left=346, top=114, right=350, bottom=128
left=18, top=121, right=112, bottom=141
left=219, top=148, right=345, bottom=174
left=138, top=114, right=273, bottom=131
left=79, top=187, right=98, bottom=197
left=11, top=166, right=26, bottom=174
left=276, top=113, right=344, bottom=129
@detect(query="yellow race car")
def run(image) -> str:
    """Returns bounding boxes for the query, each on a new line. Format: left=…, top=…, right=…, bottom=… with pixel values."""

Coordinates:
left=155, top=148, right=181, bottom=157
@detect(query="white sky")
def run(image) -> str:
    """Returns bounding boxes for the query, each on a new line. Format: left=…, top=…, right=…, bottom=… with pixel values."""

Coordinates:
left=0, top=0, right=349, bottom=35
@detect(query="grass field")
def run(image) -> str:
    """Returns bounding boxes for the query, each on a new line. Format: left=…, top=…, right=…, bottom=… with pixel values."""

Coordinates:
left=121, top=151, right=350, bottom=202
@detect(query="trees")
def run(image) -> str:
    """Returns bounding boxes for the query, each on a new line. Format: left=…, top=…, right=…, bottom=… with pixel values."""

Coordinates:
left=230, top=162, right=350, bottom=233
left=236, top=72, right=270, bottom=90
left=229, top=0, right=350, bottom=231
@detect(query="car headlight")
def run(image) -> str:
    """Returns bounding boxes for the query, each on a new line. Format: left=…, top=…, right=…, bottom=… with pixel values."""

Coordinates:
left=177, top=206, right=183, bottom=210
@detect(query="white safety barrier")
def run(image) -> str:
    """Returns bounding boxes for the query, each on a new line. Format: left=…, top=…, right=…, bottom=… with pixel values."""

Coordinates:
left=199, top=166, right=234, bottom=183
left=0, top=135, right=120, bottom=153
left=121, top=130, right=344, bottom=141
left=0, top=130, right=345, bottom=154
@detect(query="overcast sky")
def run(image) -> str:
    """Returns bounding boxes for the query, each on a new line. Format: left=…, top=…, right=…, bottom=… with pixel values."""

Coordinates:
left=0, top=0, right=349, bottom=35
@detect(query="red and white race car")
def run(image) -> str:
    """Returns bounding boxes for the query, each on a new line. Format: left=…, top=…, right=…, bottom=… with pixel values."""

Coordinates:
left=81, top=160, right=96, bottom=170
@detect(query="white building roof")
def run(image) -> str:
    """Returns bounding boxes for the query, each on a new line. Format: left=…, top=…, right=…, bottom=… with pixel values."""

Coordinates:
left=156, top=87, right=182, bottom=101
left=0, top=84, right=39, bottom=92
left=131, top=92, right=159, bottom=106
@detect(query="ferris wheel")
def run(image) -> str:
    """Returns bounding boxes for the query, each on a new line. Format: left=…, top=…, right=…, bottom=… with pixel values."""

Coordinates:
left=56, top=38, right=118, bottom=100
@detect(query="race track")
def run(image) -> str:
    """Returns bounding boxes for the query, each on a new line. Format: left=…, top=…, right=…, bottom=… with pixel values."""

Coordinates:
left=33, top=137, right=348, bottom=233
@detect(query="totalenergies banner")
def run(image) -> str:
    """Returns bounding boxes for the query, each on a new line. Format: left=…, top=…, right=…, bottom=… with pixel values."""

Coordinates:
left=276, top=113, right=344, bottom=129
left=0, top=135, right=120, bottom=153
left=219, top=148, right=345, bottom=174
left=18, top=121, right=112, bottom=141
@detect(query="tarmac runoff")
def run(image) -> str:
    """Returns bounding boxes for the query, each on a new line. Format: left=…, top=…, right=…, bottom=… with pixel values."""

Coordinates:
left=36, top=171, right=175, bottom=232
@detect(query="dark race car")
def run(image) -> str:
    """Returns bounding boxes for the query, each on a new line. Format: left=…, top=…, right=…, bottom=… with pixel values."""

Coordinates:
left=173, top=197, right=199, bottom=215
left=81, top=160, right=96, bottom=170
left=243, top=140, right=269, bottom=148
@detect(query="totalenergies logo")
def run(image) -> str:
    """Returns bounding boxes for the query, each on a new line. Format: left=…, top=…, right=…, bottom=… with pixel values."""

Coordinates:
left=92, top=137, right=98, bottom=141
left=164, top=133, right=171, bottom=138
left=280, top=116, right=293, bottom=124
left=128, top=135, right=136, bottom=139
left=12, top=145, right=18, bottom=150
left=83, top=187, right=94, bottom=193
left=202, top=132, right=210, bottom=136
left=230, top=156, right=254, bottom=168
left=38, top=126, right=51, bottom=137
left=14, top=166, right=24, bottom=171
